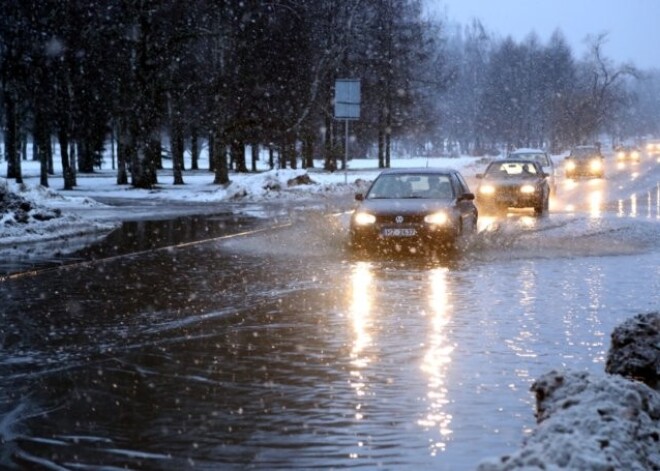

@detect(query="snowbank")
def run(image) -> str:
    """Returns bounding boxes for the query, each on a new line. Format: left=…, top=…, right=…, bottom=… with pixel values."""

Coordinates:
left=476, top=312, right=660, bottom=471
left=606, top=311, right=660, bottom=390
left=0, top=178, right=119, bottom=250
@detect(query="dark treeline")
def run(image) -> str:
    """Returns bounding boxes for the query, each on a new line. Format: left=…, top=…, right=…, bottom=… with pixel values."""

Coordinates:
left=1, top=1, right=659, bottom=189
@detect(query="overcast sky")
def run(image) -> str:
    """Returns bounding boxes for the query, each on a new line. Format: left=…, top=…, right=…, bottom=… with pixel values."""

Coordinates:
left=425, top=0, right=660, bottom=70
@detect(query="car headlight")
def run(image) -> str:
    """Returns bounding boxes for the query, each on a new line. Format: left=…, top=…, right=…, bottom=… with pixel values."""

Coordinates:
left=566, top=161, right=576, bottom=170
left=590, top=159, right=602, bottom=171
left=479, top=185, right=495, bottom=195
left=520, top=184, right=535, bottom=194
left=353, top=212, right=376, bottom=225
left=617, top=152, right=625, bottom=159
left=632, top=151, right=640, bottom=159
left=424, top=211, right=449, bottom=225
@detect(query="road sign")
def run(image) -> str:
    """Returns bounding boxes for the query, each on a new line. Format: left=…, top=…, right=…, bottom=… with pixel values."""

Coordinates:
left=334, top=79, right=360, bottom=119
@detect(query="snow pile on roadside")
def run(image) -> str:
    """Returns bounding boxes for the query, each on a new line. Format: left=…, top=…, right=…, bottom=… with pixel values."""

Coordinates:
left=477, top=312, right=660, bottom=471
left=0, top=168, right=367, bottom=253
left=219, top=168, right=368, bottom=201
left=0, top=178, right=119, bottom=250
left=606, top=311, right=660, bottom=390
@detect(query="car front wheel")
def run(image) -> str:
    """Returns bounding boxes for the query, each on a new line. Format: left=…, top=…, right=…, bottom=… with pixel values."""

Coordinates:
left=534, top=194, right=548, bottom=215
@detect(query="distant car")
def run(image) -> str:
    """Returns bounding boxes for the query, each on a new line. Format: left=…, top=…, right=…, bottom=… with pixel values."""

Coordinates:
left=476, top=159, right=550, bottom=215
left=564, top=145, right=604, bottom=179
left=508, top=148, right=556, bottom=194
left=615, top=145, right=641, bottom=163
left=349, top=168, right=478, bottom=253
left=645, top=139, right=660, bottom=157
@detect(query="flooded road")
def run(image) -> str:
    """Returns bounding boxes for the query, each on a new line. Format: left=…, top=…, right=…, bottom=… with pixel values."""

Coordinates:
left=1, top=160, right=659, bottom=470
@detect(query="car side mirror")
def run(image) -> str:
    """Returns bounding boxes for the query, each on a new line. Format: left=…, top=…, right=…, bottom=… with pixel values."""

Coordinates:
left=460, top=192, right=475, bottom=201
left=355, top=193, right=364, bottom=201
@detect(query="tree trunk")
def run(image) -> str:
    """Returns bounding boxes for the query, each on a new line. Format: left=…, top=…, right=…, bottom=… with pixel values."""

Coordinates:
left=148, top=138, right=160, bottom=185
left=47, top=136, right=54, bottom=175
left=58, top=128, right=75, bottom=190
left=302, top=137, right=314, bottom=169
left=110, top=126, right=116, bottom=170
left=288, top=135, right=297, bottom=170
left=154, top=136, right=163, bottom=170
left=130, top=126, right=157, bottom=189
left=251, top=144, right=258, bottom=172
left=213, top=133, right=229, bottom=185
left=171, top=123, right=185, bottom=185
left=323, top=113, right=335, bottom=171
left=268, top=146, right=274, bottom=170
left=35, top=109, right=49, bottom=187
left=78, top=139, right=95, bottom=173
left=4, top=95, right=22, bottom=183
left=69, top=142, right=78, bottom=178
left=131, top=142, right=154, bottom=189
left=208, top=131, right=215, bottom=171
left=280, top=140, right=288, bottom=169
left=232, top=140, right=248, bottom=172
left=191, top=127, right=199, bottom=170
left=116, top=118, right=129, bottom=184
left=385, top=107, right=391, bottom=168
left=378, top=126, right=385, bottom=169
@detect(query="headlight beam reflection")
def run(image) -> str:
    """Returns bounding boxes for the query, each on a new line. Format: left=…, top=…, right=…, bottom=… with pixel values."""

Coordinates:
left=419, top=267, right=454, bottom=455
left=348, top=261, right=374, bottom=430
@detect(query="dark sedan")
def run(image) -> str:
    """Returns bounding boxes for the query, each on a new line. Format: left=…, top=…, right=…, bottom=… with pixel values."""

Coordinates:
left=564, top=145, right=605, bottom=178
left=349, top=168, right=478, bottom=253
left=616, top=146, right=641, bottom=163
left=476, top=159, right=550, bottom=215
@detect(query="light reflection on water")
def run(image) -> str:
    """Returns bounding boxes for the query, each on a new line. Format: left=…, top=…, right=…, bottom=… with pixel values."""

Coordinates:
left=589, top=190, right=602, bottom=218
left=349, top=262, right=373, bottom=423
left=616, top=183, right=660, bottom=219
left=420, top=267, right=454, bottom=455
left=1, top=210, right=660, bottom=469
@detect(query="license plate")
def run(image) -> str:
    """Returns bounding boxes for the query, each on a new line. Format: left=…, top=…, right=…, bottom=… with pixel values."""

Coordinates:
left=495, top=196, right=515, bottom=204
left=382, top=228, right=417, bottom=237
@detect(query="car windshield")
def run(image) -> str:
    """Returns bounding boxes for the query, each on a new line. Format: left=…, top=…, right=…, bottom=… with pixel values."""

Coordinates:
left=485, top=161, right=539, bottom=178
left=511, top=153, right=549, bottom=166
left=367, top=174, right=454, bottom=199
left=570, top=147, right=599, bottom=158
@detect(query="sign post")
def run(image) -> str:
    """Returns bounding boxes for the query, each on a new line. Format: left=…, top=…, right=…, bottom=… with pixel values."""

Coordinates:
left=334, top=79, right=360, bottom=184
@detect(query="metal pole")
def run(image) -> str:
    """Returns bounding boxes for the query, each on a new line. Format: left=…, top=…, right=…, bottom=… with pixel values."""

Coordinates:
left=344, top=119, right=348, bottom=184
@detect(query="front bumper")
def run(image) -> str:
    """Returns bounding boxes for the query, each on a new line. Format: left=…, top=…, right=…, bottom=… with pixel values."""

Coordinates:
left=477, top=190, right=543, bottom=209
left=565, top=168, right=603, bottom=178
left=350, top=223, right=459, bottom=251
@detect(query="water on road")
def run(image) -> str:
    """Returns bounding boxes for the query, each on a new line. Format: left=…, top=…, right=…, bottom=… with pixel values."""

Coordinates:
left=1, top=160, right=659, bottom=470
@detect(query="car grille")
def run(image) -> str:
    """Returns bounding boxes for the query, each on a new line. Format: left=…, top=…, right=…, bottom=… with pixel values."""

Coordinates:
left=492, top=186, right=520, bottom=197
left=376, top=214, right=425, bottom=224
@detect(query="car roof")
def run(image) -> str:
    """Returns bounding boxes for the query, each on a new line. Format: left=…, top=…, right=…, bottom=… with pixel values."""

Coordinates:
left=377, top=167, right=459, bottom=175
left=510, top=148, right=546, bottom=154
left=489, top=158, right=542, bottom=167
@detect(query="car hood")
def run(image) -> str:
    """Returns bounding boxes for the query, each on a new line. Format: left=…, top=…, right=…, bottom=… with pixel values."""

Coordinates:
left=480, top=177, right=540, bottom=186
left=357, top=198, right=453, bottom=215
left=567, top=155, right=600, bottom=160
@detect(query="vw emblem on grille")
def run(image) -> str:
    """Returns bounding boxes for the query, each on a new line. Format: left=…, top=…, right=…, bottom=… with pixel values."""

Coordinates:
left=395, top=215, right=404, bottom=224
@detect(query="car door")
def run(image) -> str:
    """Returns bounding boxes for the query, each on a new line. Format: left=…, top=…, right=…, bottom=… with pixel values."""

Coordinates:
left=451, top=173, right=478, bottom=233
